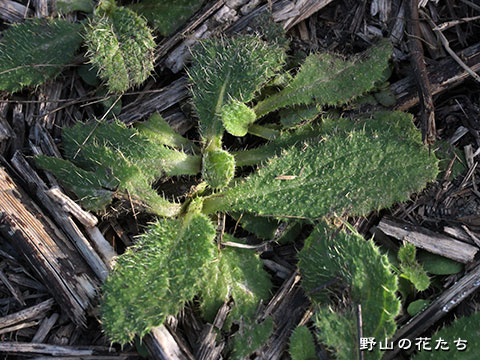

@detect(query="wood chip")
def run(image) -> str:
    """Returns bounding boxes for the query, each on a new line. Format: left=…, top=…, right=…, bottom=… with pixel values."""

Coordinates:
left=0, top=0, right=32, bottom=22
left=0, top=166, right=98, bottom=326
left=0, top=298, right=54, bottom=331
left=144, top=325, right=194, bottom=360
left=11, top=152, right=109, bottom=282
left=377, top=216, right=478, bottom=263
left=47, top=187, right=98, bottom=228
left=32, top=313, right=59, bottom=343
left=0, top=267, right=25, bottom=306
left=0, top=342, right=93, bottom=356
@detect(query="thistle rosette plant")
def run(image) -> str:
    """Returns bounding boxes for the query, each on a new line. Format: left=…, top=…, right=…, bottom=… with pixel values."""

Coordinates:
left=35, top=28, right=439, bottom=358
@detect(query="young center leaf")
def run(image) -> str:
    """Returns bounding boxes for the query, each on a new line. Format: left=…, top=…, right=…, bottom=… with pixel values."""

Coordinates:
left=101, top=211, right=217, bottom=344
left=204, top=111, right=438, bottom=219
left=298, top=223, right=401, bottom=360
left=84, top=1, right=155, bottom=92
left=254, top=39, right=392, bottom=118
left=134, top=112, right=199, bottom=153
left=0, top=19, right=83, bottom=92
left=188, top=35, right=286, bottom=144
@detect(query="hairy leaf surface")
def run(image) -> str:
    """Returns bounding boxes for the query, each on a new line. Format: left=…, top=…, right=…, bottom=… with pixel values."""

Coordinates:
left=201, top=235, right=272, bottom=323
left=230, top=317, right=274, bottom=360
left=34, top=156, right=116, bottom=211
left=37, top=121, right=200, bottom=216
left=398, top=243, right=430, bottom=292
left=0, top=19, right=83, bottom=92
left=289, top=325, right=317, bottom=360
left=135, top=112, right=198, bottom=153
left=84, top=4, right=155, bottom=92
left=207, top=111, right=438, bottom=219
left=254, top=39, right=392, bottom=117
left=298, top=223, right=400, bottom=360
left=102, top=212, right=217, bottom=344
left=188, top=36, right=285, bottom=142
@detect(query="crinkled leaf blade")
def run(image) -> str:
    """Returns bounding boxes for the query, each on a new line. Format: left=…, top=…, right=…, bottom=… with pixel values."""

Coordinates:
left=413, top=311, right=480, bottom=360
left=207, top=111, right=438, bottom=219
left=289, top=325, right=317, bottom=360
left=201, top=235, right=272, bottom=323
left=299, top=223, right=401, bottom=360
left=254, top=39, right=392, bottom=117
left=189, top=36, right=286, bottom=141
left=84, top=6, right=155, bottom=92
left=102, top=213, right=217, bottom=344
left=34, top=155, right=116, bottom=211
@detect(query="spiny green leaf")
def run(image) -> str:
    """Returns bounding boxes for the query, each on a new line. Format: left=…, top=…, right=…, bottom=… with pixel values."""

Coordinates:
left=63, top=120, right=200, bottom=178
left=230, top=317, right=274, bottom=360
left=128, top=0, right=204, bottom=36
left=188, top=35, right=286, bottom=142
left=279, top=104, right=322, bottom=128
left=34, top=155, right=116, bottom=211
left=206, top=111, right=438, bottom=219
left=398, top=243, right=430, bottom=292
left=254, top=39, right=392, bottom=117
left=101, top=212, right=217, bottom=344
left=202, top=149, right=235, bottom=189
left=38, top=120, right=200, bottom=215
left=78, top=64, right=100, bottom=86
left=233, top=123, right=323, bottom=167
left=289, top=325, right=317, bottom=360
left=412, top=311, right=480, bottom=360
left=434, top=141, right=466, bottom=180
left=221, top=100, right=256, bottom=137
left=231, top=212, right=280, bottom=240
left=200, top=235, right=272, bottom=324
left=299, top=223, right=400, bottom=360
left=84, top=4, right=155, bottom=92
left=0, top=18, right=83, bottom=92
left=96, top=88, right=122, bottom=117
left=135, top=112, right=198, bottom=153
